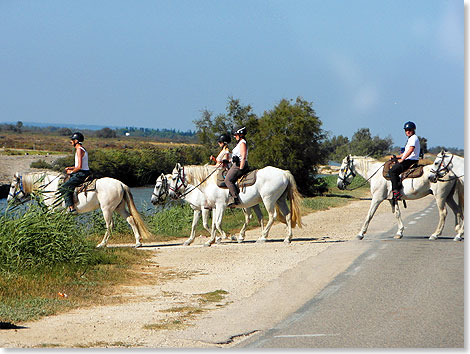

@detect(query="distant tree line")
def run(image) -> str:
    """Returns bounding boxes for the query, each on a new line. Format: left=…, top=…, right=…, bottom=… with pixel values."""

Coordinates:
left=0, top=123, right=197, bottom=143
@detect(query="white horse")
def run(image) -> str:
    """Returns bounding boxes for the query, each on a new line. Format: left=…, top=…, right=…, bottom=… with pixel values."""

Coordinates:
left=168, top=163, right=303, bottom=247
left=429, top=151, right=464, bottom=238
left=7, top=171, right=151, bottom=248
left=336, top=155, right=463, bottom=241
left=150, top=172, right=264, bottom=246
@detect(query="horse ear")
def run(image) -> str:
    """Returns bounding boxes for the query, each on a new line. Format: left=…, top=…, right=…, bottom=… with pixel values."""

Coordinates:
left=14, top=172, right=20, bottom=179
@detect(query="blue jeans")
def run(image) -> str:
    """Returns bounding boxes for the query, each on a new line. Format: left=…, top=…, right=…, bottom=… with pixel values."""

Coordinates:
left=59, top=170, right=90, bottom=207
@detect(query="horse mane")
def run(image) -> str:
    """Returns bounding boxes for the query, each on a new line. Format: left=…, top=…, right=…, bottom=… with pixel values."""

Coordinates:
left=349, top=156, right=382, bottom=178
left=181, top=164, right=218, bottom=186
left=22, top=171, right=63, bottom=194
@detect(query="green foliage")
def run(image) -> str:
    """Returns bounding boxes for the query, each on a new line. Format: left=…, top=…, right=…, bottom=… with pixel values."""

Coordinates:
left=0, top=203, right=99, bottom=271
left=30, top=159, right=53, bottom=169
left=147, top=203, right=195, bottom=237
left=53, top=146, right=208, bottom=186
left=324, top=128, right=393, bottom=162
left=193, top=97, right=328, bottom=196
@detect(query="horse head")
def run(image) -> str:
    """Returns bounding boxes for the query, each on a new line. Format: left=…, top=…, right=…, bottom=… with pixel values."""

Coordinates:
left=429, top=151, right=453, bottom=183
left=7, top=172, right=28, bottom=204
left=168, top=164, right=187, bottom=199
left=337, top=155, right=356, bottom=190
left=151, top=173, right=169, bottom=205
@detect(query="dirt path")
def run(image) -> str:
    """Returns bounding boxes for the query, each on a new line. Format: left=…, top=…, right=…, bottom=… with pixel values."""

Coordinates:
left=0, top=194, right=436, bottom=348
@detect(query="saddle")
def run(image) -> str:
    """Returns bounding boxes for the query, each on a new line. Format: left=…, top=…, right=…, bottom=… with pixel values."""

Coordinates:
left=383, top=160, right=424, bottom=181
left=216, top=168, right=257, bottom=191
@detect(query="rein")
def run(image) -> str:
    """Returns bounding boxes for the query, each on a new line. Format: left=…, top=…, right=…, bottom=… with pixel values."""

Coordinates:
left=341, top=158, right=385, bottom=191
left=171, top=165, right=218, bottom=199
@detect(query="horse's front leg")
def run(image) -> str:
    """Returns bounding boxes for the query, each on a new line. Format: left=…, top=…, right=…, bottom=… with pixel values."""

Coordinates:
left=97, top=208, right=114, bottom=248
left=257, top=201, right=275, bottom=243
left=393, top=202, right=404, bottom=239
left=206, top=207, right=224, bottom=247
left=429, top=193, right=448, bottom=240
left=184, top=210, right=201, bottom=246
left=357, top=198, right=383, bottom=240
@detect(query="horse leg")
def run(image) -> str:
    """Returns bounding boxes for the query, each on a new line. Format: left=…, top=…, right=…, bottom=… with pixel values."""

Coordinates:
left=429, top=194, right=448, bottom=241
left=444, top=194, right=464, bottom=241
left=115, top=201, right=142, bottom=247
left=393, top=202, right=405, bottom=239
left=96, top=208, right=115, bottom=248
left=276, top=197, right=292, bottom=244
left=184, top=210, right=201, bottom=246
left=206, top=207, right=224, bottom=247
left=257, top=201, right=276, bottom=243
left=252, top=204, right=264, bottom=233
left=357, top=198, right=383, bottom=240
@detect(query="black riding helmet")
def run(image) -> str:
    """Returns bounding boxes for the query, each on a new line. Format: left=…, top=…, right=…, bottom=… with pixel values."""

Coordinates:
left=233, top=126, right=247, bottom=136
left=70, top=132, right=85, bottom=142
left=403, top=121, right=416, bottom=131
left=217, top=133, right=231, bottom=144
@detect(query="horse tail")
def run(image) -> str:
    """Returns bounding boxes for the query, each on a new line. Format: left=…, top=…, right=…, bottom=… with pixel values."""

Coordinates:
left=123, top=185, right=152, bottom=240
left=284, top=171, right=303, bottom=228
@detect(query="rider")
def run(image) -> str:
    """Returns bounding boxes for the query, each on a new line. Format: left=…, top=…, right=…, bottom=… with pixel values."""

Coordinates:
left=210, top=133, right=232, bottom=169
left=58, top=132, right=91, bottom=213
left=225, top=126, right=249, bottom=207
left=389, top=121, right=421, bottom=200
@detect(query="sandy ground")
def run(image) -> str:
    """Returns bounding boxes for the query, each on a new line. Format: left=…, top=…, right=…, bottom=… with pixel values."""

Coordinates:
left=0, top=187, right=437, bottom=348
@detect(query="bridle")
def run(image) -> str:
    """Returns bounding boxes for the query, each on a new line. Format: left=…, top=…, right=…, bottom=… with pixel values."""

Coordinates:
left=169, top=167, right=188, bottom=199
left=8, top=175, right=25, bottom=201
left=337, top=157, right=356, bottom=188
left=430, top=153, right=456, bottom=181
left=152, top=175, right=169, bottom=202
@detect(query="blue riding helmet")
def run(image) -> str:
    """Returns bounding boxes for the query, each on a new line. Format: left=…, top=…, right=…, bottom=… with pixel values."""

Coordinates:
left=403, top=121, right=416, bottom=131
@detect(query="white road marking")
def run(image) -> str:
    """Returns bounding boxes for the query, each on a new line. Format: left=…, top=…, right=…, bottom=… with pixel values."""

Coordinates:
left=409, top=221, right=417, bottom=225
left=274, top=334, right=339, bottom=338
left=366, top=253, right=377, bottom=260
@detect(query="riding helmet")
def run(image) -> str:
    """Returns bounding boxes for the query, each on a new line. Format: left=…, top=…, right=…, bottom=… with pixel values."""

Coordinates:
left=70, top=132, right=85, bottom=142
left=403, top=121, right=416, bottom=131
left=217, top=133, right=231, bottom=144
left=233, top=126, right=247, bottom=136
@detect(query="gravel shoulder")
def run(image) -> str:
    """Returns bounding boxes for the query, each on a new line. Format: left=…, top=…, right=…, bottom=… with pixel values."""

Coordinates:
left=0, top=189, right=435, bottom=348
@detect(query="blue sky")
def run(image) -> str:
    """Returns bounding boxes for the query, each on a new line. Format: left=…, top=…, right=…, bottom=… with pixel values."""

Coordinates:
left=0, top=0, right=464, bottom=148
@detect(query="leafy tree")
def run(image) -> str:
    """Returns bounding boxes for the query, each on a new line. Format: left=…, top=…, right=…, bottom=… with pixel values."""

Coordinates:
left=96, top=127, right=117, bottom=139
left=249, top=97, right=327, bottom=195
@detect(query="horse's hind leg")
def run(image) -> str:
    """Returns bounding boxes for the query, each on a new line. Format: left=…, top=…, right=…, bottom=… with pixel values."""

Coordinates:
left=444, top=194, right=464, bottom=241
left=115, top=200, right=142, bottom=247
left=276, top=197, right=292, bottom=244
left=97, top=208, right=115, bottom=248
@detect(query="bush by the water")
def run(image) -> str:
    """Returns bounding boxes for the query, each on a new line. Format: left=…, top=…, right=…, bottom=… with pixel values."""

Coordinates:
left=0, top=203, right=102, bottom=271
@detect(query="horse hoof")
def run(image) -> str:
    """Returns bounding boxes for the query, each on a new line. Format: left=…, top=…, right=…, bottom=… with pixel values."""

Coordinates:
left=237, top=237, right=244, bottom=243
left=203, top=242, right=212, bottom=247
left=256, top=238, right=266, bottom=244
left=215, top=238, right=222, bottom=244
left=135, top=242, right=142, bottom=248
left=231, top=235, right=238, bottom=241
left=183, top=241, right=191, bottom=246
left=283, top=239, right=291, bottom=244
left=454, top=236, right=463, bottom=242
left=429, top=235, right=438, bottom=241
left=394, top=235, right=403, bottom=239
left=96, top=243, right=106, bottom=248
left=356, top=235, right=364, bottom=240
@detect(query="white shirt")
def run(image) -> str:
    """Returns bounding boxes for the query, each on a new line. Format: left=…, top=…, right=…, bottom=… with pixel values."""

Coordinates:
left=232, top=139, right=248, bottom=162
left=404, top=135, right=420, bottom=161
left=75, top=146, right=89, bottom=171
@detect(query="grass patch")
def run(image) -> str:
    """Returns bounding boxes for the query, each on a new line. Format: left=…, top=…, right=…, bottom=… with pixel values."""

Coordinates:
left=198, top=289, right=229, bottom=303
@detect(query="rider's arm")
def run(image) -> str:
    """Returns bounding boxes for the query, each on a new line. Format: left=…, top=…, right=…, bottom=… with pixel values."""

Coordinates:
left=239, top=142, right=247, bottom=169
left=398, top=146, right=415, bottom=163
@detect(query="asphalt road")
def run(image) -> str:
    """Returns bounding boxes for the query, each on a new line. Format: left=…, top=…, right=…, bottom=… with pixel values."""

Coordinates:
left=241, top=200, right=464, bottom=349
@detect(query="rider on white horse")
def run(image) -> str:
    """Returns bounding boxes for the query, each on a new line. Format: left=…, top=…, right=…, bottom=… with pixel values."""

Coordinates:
left=225, top=126, right=249, bottom=207
left=57, top=132, right=91, bottom=214
left=388, top=121, right=420, bottom=200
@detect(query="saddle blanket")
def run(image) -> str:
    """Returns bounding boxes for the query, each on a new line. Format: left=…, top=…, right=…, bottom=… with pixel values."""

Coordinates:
left=382, top=160, right=424, bottom=181
left=216, top=169, right=257, bottom=190
left=72, top=177, right=97, bottom=203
